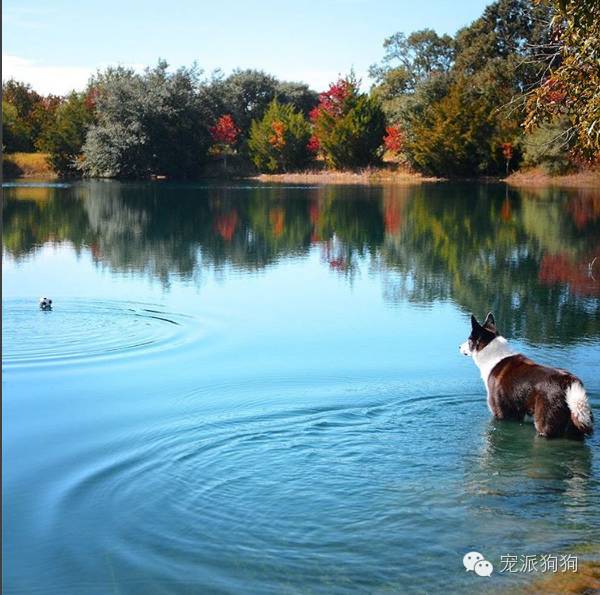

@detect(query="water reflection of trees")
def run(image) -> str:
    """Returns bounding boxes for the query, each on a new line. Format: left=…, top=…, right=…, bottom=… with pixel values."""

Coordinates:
left=3, top=181, right=599, bottom=343
left=379, top=184, right=600, bottom=343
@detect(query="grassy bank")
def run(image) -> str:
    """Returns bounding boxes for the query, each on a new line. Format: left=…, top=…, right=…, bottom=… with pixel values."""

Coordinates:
left=4, top=153, right=600, bottom=188
left=253, top=167, right=440, bottom=185
left=506, top=168, right=600, bottom=189
left=3, top=153, right=55, bottom=179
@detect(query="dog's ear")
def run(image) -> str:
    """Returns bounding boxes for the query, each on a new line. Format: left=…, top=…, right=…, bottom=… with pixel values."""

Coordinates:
left=471, top=314, right=480, bottom=330
left=483, top=312, right=496, bottom=331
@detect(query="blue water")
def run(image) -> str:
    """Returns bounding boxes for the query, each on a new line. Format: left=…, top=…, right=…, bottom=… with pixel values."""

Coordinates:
left=3, top=181, right=600, bottom=593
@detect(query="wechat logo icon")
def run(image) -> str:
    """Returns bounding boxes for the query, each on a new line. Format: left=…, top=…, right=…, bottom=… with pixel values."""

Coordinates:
left=463, top=551, right=493, bottom=577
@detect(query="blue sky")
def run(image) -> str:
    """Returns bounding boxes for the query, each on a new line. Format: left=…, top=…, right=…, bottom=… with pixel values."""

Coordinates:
left=3, top=0, right=491, bottom=94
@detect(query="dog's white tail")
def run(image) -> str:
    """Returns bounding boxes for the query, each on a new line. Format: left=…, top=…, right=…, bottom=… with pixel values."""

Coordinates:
left=566, top=382, right=593, bottom=435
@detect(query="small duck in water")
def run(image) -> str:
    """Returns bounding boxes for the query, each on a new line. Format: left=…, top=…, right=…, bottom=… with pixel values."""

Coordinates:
left=39, top=297, right=53, bottom=310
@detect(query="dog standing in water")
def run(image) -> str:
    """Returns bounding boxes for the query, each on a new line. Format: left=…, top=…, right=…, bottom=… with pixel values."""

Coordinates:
left=460, top=313, right=593, bottom=439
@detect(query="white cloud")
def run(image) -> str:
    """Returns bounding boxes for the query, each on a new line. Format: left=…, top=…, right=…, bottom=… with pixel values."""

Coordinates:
left=1, top=54, right=372, bottom=96
left=2, top=54, right=149, bottom=96
left=2, top=53, right=92, bottom=95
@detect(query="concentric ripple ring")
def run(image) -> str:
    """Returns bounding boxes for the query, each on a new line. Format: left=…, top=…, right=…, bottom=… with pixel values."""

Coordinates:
left=2, top=298, right=196, bottom=368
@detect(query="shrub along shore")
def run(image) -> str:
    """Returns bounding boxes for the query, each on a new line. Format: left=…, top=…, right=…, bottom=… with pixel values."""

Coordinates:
left=5, top=151, right=599, bottom=189
left=2, top=0, right=597, bottom=182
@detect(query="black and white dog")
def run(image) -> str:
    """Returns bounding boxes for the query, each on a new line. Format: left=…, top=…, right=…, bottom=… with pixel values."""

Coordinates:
left=460, top=313, right=593, bottom=439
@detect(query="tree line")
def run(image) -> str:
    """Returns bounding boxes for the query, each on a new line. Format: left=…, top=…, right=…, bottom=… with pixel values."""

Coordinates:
left=2, top=0, right=598, bottom=178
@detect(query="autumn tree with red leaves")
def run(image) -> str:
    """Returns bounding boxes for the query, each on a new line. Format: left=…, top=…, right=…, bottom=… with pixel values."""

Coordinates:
left=383, top=126, right=404, bottom=157
left=501, top=142, right=513, bottom=174
left=311, top=75, right=386, bottom=169
left=306, top=135, right=320, bottom=155
left=209, top=114, right=240, bottom=169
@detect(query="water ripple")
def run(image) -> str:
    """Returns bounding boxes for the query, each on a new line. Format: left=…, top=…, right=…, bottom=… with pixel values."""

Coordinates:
left=8, top=383, right=599, bottom=593
left=2, top=298, right=198, bottom=368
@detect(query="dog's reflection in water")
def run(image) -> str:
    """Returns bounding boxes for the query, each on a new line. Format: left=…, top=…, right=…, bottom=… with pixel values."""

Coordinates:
left=465, top=419, right=594, bottom=515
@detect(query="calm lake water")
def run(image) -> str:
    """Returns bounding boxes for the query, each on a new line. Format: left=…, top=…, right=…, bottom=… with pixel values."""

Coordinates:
left=3, top=180, right=600, bottom=594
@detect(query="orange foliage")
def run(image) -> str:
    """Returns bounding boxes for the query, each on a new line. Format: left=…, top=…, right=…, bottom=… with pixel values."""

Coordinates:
left=269, top=207, right=285, bottom=237
left=268, top=121, right=286, bottom=151
left=214, top=211, right=238, bottom=241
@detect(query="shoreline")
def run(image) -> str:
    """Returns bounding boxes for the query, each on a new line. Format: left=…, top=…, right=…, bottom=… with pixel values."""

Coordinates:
left=3, top=154, right=599, bottom=188
left=2, top=153, right=55, bottom=179
left=252, top=169, right=441, bottom=185
left=505, top=168, right=600, bottom=189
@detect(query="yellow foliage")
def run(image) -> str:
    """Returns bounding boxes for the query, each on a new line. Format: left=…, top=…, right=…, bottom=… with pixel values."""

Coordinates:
left=3, top=152, right=55, bottom=178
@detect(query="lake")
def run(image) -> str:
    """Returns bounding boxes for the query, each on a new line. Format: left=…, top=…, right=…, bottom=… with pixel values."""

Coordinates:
left=2, top=180, right=599, bottom=594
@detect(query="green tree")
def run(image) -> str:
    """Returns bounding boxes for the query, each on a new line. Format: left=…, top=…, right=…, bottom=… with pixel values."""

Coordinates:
left=81, top=61, right=213, bottom=178
left=403, top=74, right=521, bottom=176
left=37, top=92, right=94, bottom=176
left=2, top=80, right=42, bottom=123
left=453, top=0, right=552, bottom=88
left=210, top=69, right=278, bottom=135
left=522, top=118, right=575, bottom=174
left=372, top=0, right=553, bottom=175
left=207, top=70, right=318, bottom=138
left=31, top=96, right=63, bottom=150
left=370, top=29, right=454, bottom=96
left=248, top=100, right=312, bottom=172
left=275, top=81, right=318, bottom=116
left=2, top=100, right=28, bottom=152
left=2, top=80, right=45, bottom=151
left=312, top=76, right=386, bottom=169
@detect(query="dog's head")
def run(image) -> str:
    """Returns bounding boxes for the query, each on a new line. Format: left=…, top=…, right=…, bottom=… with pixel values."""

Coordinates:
left=39, top=297, right=53, bottom=310
left=459, top=312, right=498, bottom=356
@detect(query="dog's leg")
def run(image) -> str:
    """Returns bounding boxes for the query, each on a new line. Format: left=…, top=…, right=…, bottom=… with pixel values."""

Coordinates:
left=533, top=389, right=572, bottom=439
